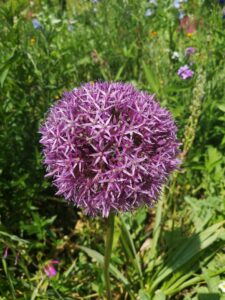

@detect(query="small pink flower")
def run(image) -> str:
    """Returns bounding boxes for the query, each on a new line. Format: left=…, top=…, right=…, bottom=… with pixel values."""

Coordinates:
left=179, top=15, right=197, bottom=34
left=3, top=247, right=9, bottom=259
left=44, top=260, right=59, bottom=277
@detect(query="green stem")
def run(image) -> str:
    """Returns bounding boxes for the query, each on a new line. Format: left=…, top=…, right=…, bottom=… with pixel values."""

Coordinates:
left=104, top=213, right=115, bottom=300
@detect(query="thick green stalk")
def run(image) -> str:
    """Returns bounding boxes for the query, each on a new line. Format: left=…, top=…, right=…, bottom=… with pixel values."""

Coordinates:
left=104, top=213, right=115, bottom=300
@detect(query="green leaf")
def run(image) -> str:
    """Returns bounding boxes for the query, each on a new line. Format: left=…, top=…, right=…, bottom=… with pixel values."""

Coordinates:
left=217, top=104, right=225, bottom=113
left=150, top=222, right=225, bottom=291
left=0, top=230, right=29, bottom=244
left=147, top=191, right=164, bottom=267
left=0, top=66, right=9, bottom=87
left=2, top=259, right=16, bottom=300
left=152, top=290, right=166, bottom=300
left=138, top=289, right=151, bottom=300
left=78, top=245, right=129, bottom=285
left=142, top=62, right=160, bottom=95
left=114, top=64, right=126, bottom=81
left=120, top=215, right=143, bottom=281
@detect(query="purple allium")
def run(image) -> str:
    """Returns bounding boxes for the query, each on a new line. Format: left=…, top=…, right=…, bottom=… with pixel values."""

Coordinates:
left=177, top=65, right=194, bottom=79
left=40, top=82, right=180, bottom=217
left=185, top=47, right=196, bottom=55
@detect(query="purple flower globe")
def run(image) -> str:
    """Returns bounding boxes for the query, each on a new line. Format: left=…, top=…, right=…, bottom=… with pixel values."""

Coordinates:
left=40, top=82, right=180, bottom=217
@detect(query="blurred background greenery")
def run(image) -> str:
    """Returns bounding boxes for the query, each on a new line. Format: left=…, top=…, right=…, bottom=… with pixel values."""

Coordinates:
left=0, top=0, right=225, bottom=299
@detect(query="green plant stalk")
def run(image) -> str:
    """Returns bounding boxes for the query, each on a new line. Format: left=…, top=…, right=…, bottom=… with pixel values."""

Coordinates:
left=167, top=69, right=206, bottom=211
left=120, top=216, right=143, bottom=287
left=104, top=213, right=115, bottom=300
left=147, top=187, right=164, bottom=274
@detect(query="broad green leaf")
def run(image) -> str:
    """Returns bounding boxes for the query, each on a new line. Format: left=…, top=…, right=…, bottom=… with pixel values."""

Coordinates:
left=0, top=67, right=9, bottom=87
left=152, top=290, right=166, bottom=300
left=217, top=104, right=225, bottom=113
left=150, top=222, right=224, bottom=291
left=205, top=146, right=222, bottom=172
left=78, top=245, right=129, bottom=285
left=138, top=289, right=151, bottom=300
left=165, top=266, right=225, bottom=296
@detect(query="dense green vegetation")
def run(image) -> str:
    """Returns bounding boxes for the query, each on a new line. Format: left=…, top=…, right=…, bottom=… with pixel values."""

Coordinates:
left=0, top=0, right=225, bottom=299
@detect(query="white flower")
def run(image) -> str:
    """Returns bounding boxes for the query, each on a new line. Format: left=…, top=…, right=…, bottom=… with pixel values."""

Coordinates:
left=219, top=282, right=225, bottom=293
left=173, top=0, right=188, bottom=9
left=172, top=51, right=180, bottom=60
left=145, top=8, right=153, bottom=17
left=148, top=0, right=157, bottom=5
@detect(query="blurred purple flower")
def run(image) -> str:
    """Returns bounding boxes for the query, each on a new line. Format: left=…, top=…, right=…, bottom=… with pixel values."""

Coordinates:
left=178, top=65, right=194, bottom=79
left=185, top=47, right=196, bottom=55
left=32, top=18, right=42, bottom=29
left=173, top=0, right=180, bottom=8
left=3, top=247, right=9, bottom=259
left=44, top=260, right=59, bottom=277
left=40, top=82, right=180, bottom=217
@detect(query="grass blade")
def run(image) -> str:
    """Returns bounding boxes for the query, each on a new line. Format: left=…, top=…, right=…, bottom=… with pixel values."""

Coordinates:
left=2, top=259, right=16, bottom=300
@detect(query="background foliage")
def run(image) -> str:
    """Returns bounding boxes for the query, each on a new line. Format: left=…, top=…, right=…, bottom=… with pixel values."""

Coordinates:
left=0, top=0, right=225, bottom=299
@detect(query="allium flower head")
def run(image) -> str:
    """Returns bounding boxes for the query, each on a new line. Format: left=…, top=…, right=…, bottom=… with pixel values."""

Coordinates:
left=178, top=65, right=194, bottom=79
left=185, top=47, right=196, bottom=55
left=40, top=82, right=180, bottom=217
